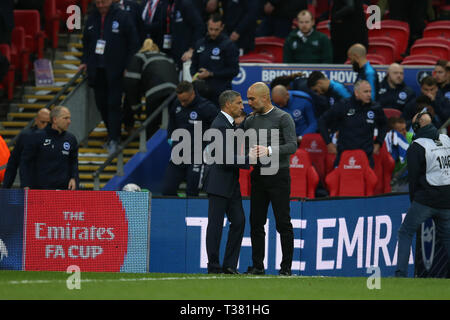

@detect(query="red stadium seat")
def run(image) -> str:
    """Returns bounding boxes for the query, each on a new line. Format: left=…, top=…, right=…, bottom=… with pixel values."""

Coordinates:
left=316, top=20, right=330, bottom=39
left=368, top=20, right=410, bottom=58
left=239, top=168, right=252, bottom=197
left=13, top=10, right=46, bottom=59
left=368, top=42, right=396, bottom=64
left=410, top=42, right=449, bottom=60
left=239, top=52, right=274, bottom=63
left=325, top=150, right=378, bottom=197
left=254, top=37, right=285, bottom=63
left=426, top=20, right=450, bottom=28
left=383, top=108, right=402, bottom=119
left=423, top=25, right=450, bottom=39
left=11, top=27, right=30, bottom=83
left=366, top=53, right=387, bottom=65
left=373, top=143, right=396, bottom=195
left=369, top=36, right=401, bottom=61
left=300, top=133, right=334, bottom=184
left=80, top=0, right=93, bottom=14
left=289, top=149, right=319, bottom=198
left=401, top=54, right=440, bottom=65
left=44, top=0, right=61, bottom=49
left=0, top=44, right=16, bottom=100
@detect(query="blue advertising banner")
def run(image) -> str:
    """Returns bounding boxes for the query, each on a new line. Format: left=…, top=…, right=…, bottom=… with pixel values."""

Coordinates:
left=148, top=194, right=416, bottom=276
left=232, top=63, right=434, bottom=113
left=0, top=190, right=25, bottom=270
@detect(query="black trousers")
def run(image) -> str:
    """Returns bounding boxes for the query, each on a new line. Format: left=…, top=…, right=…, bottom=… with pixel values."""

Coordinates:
left=206, top=188, right=245, bottom=272
left=161, top=161, right=203, bottom=196
left=93, top=68, right=123, bottom=143
left=250, top=167, right=293, bottom=271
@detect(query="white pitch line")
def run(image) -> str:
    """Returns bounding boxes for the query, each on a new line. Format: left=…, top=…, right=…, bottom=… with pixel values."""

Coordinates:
left=5, top=275, right=295, bottom=285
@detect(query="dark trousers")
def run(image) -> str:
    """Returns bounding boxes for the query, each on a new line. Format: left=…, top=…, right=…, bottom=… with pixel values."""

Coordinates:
left=93, top=68, right=123, bottom=143
left=161, top=161, right=203, bottom=196
left=206, top=188, right=245, bottom=271
left=250, top=167, right=293, bottom=271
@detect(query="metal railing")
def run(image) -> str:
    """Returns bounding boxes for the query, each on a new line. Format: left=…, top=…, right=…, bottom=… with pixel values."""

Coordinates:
left=92, top=92, right=176, bottom=190
left=7, top=69, right=85, bottom=148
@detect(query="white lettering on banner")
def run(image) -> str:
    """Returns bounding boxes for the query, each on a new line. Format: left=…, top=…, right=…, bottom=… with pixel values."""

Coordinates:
left=366, top=216, right=373, bottom=268
left=374, top=215, right=392, bottom=266
left=329, top=71, right=357, bottom=84
left=336, top=217, right=364, bottom=269
left=276, top=219, right=307, bottom=271
left=316, top=219, right=336, bottom=270
left=185, top=217, right=210, bottom=269
left=261, top=70, right=312, bottom=82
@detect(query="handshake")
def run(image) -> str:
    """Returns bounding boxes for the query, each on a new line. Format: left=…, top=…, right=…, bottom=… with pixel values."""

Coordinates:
left=249, top=145, right=270, bottom=163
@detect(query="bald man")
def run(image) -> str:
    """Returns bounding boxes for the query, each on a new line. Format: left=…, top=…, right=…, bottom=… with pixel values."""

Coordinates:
left=378, top=63, right=416, bottom=112
left=2, top=108, right=50, bottom=188
left=347, top=43, right=379, bottom=101
left=395, top=111, right=450, bottom=277
left=243, top=82, right=297, bottom=276
left=21, top=106, right=79, bottom=190
left=271, top=84, right=317, bottom=144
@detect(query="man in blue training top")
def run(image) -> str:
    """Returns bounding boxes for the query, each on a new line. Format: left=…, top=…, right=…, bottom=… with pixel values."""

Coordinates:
left=347, top=43, right=379, bottom=102
left=271, top=84, right=317, bottom=145
left=307, top=71, right=351, bottom=108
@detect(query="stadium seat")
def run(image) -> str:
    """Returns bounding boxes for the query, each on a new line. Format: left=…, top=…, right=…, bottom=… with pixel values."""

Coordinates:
left=44, top=0, right=61, bottom=49
left=368, top=42, right=396, bottom=64
left=410, top=42, right=449, bottom=60
left=239, top=168, right=251, bottom=197
left=325, top=149, right=378, bottom=197
left=0, top=44, right=15, bottom=100
left=289, top=149, right=319, bottom=198
left=316, top=20, right=330, bottom=39
left=366, top=53, right=387, bottom=65
left=368, top=36, right=401, bottom=61
left=254, top=37, right=285, bottom=63
left=400, top=54, right=440, bottom=65
left=80, top=0, right=93, bottom=14
left=11, top=27, right=30, bottom=83
left=368, top=20, right=410, bottom=58
left=300, top=133, right=334, bottom=184
left=239, top=52, right=274, bottom=63
left=426, top=20, right=450, bottom=28
left=423, top=25, right=450, bottom=39
left=13, top=10, right=46, bottom=59
left=373, top=143, right=396, bottom=195
left=383, top=108, right=402, bottom=119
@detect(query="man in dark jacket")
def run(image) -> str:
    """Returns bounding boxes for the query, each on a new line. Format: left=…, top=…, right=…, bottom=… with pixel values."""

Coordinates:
left=203, top=90, right=249, bottom=274
left=0, top=0, right=14, bottom=44
left=395, top=111, right=450, bottom=277
left=2, top=108, right=50, bottom=188
left=20, top=106, right=79, bottom=190
left=190, top=13, right=239, bottom=106
left=113, top=0, right=145, bottom=45
left=378, top=63, right=416, bottom=112
left=318, top=80, right=388, bottom=168
left=162, top=81, right=218, bottom=196
left=79, top=0, right=140, bottom=155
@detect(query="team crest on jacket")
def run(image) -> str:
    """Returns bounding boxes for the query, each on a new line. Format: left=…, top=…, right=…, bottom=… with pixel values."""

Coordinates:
left=190, top=111, right=198, bottom=120
left=212, top=47, right=220, bottom=56
left=398, top=92, right=407, bottom=100
left=367, top=111, right=375, bottom=119
left=112, top=21, right=120, bottom=33
left=63, top=142, right=71, bottom=151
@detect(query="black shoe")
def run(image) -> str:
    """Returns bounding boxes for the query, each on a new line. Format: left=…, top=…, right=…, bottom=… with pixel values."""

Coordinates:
left=244, top=266, right=265, bottom=275
left=223, top=267, right=240, bottom=275
left=279, top=269, right=292, bottom=276
left=208, top=268, right=223, bottom=274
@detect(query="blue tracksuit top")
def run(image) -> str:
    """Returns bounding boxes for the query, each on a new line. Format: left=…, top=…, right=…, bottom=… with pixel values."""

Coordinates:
left=280, top=91, right=317, bottom=137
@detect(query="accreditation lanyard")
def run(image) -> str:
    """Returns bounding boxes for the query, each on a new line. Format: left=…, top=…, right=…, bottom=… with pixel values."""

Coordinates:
left=147, top=0, right=160, bottom=23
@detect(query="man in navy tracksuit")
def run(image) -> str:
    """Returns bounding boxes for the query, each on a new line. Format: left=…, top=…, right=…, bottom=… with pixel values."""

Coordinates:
left=162, top=81, right=219, bottom=196
left=79, top=0, right=140, bottom=154
left=395, top=111, right=450, bottom=277
left=348, top=44, right=379, bottom=102
left=20, top=106, right=79, bottom=190
left=190, top=13, right=240, bottom=106
left=318, top=80, right=388, bottom=168
left=2, top=108, right=50, bottom=188
left=378, top=63, right=416, bottom=112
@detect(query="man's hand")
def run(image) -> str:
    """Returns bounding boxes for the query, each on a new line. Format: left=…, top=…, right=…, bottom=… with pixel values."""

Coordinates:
left=181, top=48, right=193, bottom=62
left=373, top=143, right=380, bottom=155
left=251, top=145, right=270, bottom=157
left=78, top=63, right=87, bottom=72
left=327, top=143, right=337, bottom=154
left=68, top=178, right=77, bottom=190
left=230, top=31, right=240, bottom=42
left=198, top=68, right=213, bottom=79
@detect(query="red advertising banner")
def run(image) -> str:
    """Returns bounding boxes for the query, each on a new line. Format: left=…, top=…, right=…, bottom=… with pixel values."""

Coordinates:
left=24, top=190, right=129, bottom=272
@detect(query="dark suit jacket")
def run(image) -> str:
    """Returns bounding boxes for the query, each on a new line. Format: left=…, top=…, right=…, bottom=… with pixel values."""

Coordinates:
left=203, top=112, right=249, bottom=198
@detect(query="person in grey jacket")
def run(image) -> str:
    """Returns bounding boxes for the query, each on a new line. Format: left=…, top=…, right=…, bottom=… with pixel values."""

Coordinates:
left=243, top=82, right=297, bottom=276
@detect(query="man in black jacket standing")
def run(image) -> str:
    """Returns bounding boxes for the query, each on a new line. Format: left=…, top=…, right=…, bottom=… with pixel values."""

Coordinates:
left=203, top=90, right=249, bottom=274
left=378, top=63, right=416, bottom=112
left=79, top=0, right=140, bottom=155
left=395, top=111, right=450, bottom=277
left=20, top=106, right=79, bottom=190
left=190, top=13, right=239, bottom=106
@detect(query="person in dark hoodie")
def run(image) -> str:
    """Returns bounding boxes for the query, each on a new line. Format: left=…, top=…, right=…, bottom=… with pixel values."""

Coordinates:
left=378, top=63, right=416, bottom=112
left=394, top=110, right=450, bottom=277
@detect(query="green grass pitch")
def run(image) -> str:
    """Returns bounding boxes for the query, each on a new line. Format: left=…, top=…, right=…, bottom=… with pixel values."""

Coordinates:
left=0, top=271, right=449, bottom=300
